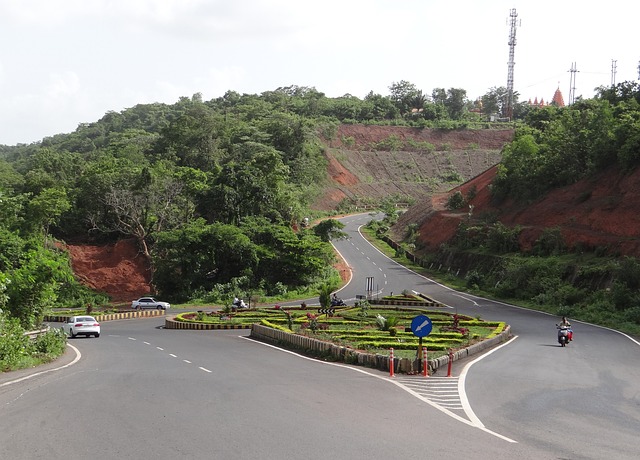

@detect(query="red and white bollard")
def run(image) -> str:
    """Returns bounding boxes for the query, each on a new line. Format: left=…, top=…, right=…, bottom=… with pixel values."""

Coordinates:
left=389, top=348, right=395, bottom=378
left=447, top=349, right=454, bottom=377
left=422, top=346, right=428, bottom=377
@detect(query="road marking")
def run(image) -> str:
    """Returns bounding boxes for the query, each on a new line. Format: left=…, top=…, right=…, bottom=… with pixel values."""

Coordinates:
left=156, top=347, right=164, bottom=351
left=0, top=343, right=82, bottom=388
left=128, top=337, right=136, bottom=341
left=453, top=294, right=480, bottom=306
left=199, top=367, right=212, bottom=373
left=245, top=336, right=517, bottom=443
left=169, top=354, right=177, bottom=358
left=143, top=341, right=150, bottom=345
left=395, top=376, right=464, bottom=410
left=183, top=360, right=192, bottom=364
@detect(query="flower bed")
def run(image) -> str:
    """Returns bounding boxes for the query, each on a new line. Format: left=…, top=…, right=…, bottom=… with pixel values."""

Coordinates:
left=174, top=305, right=506, bottom=360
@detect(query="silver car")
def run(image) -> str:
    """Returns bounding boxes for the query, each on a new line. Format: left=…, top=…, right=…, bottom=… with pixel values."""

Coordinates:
left=62, top=316, right=101, bottom=338
left=131, top=297, right=171, bottom=310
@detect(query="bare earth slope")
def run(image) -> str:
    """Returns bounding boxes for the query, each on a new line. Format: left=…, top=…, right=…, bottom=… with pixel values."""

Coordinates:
left=312, top=125, right=512, bottom=210
left=394, top=164, right=640, bottom=258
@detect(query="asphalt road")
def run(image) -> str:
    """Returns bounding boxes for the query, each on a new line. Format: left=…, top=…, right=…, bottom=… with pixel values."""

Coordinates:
left=331, top=212, right=640, bottom=459
left=1, top=212, right=639, bottom=459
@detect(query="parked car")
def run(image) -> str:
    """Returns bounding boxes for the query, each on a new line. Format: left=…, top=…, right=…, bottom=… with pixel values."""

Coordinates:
left=62, top=316, right=100, bottom=338
left=131, top=297, right=171, bottom=310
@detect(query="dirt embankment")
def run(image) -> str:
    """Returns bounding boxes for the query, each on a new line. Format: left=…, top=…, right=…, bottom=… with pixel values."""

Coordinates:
left=312, top=125, right=512, bottom=210
left=63, top=239, right=152, bottom=302
left=399, top=165, right=640, bottom=258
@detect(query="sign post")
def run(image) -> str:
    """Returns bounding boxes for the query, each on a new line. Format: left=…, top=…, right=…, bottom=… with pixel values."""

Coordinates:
left=411, top=315, right=433, bottom=375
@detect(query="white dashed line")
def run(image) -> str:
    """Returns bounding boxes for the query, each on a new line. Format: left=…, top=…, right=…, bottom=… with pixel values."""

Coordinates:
left=183, top=360, right=192, bottom=364
left=169, top=354, right=177, bottom=358
left=156, top=347, right=164, bottom=351
left=199, top=367, right=212, bottom=373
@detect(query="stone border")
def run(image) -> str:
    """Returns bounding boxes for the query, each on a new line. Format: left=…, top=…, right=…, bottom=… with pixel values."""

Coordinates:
left=45, top=309, right=165, bottom=323
left=249, top=323, right=512, bottom=374
left=370, top=299, right=445, bottom=308
left=164, top=315, right=252, bottom=330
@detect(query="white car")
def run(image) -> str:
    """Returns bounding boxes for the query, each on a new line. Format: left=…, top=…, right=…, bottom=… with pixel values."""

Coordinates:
left=62, top=316, right=100, bottom=338
left=131, top=297, right=171, bottom=310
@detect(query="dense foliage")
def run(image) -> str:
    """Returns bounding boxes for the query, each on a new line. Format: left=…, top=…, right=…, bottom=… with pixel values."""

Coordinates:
left=492, top=81, right=640, bottom=202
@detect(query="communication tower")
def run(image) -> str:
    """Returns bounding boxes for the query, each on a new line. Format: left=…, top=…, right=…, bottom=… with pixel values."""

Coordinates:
left=505, top=8, right=520, bottom=120
left=568, top=62, right=579, bottom=105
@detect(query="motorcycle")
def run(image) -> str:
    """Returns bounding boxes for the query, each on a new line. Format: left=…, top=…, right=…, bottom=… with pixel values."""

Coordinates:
left=330, top=298, right=346, bottom=307
left=556, top=324, right=571, bottom=347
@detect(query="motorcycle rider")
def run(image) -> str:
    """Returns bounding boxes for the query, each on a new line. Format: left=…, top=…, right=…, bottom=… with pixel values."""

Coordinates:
left=558, top=316, right=573, bottom=341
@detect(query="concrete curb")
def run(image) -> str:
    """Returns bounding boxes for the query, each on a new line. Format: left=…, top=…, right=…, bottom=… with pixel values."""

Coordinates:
left=164, top=316, right=252, bottom=330
left=45, top=309, right=165, bottom=322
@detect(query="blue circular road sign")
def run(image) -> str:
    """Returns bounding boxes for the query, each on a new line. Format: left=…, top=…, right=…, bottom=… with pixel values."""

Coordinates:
left=411, top=315, right=433, bottom=338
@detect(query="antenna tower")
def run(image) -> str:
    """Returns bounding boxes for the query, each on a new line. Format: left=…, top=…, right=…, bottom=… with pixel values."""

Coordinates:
left=611, top=59, right=617, bottom=86
left=505, top=8, right=520, bottom=120
left=568, top=62, right=579, bottom=105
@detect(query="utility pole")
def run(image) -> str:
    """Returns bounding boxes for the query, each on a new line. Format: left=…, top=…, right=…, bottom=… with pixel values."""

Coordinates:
left=611, top=59, right=617, bottom=86
left=505, top=8, right=520, bottom=120
left=568, top=62, right=579, bottom=105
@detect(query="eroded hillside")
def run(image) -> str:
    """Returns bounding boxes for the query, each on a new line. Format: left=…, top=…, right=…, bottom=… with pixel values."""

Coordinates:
left=312, top=125, right=512, bottom=210
left=392, top=164, right=640, bottom=258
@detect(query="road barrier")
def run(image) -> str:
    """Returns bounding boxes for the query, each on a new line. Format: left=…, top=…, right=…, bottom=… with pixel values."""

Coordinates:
left=45, top=309, right=165, bottom=323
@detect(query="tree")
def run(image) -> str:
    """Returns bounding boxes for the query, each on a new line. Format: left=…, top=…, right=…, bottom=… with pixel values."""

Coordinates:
left=93, top=174, right=189, bottom=259
left=206, top=143, right=290, bottom=224
left=389, top=81, right=421, bottom=115
left=152, top=220, right=257, bottom=300
left=362, top=92, right=400, bottom=120
left=481, top=86, right=509, bottom=117
left=444, top=88, right=468, bottom=120
left=313, top=219, right=347, bottom=242
left=25, top=188, right=71, bottom=235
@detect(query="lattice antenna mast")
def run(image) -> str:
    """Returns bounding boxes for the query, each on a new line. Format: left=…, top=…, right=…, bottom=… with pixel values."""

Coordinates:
left=611, top=59, right=617, bottom=86
left=568, top=62, right=579, bottom=105
left=506, top=8, right=520, bottom=120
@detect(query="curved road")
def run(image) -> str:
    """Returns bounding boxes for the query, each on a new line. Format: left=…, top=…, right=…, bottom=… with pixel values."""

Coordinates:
left=1, top=212, right=639, bottom=459
left=332, top=212, right=640, bottom=459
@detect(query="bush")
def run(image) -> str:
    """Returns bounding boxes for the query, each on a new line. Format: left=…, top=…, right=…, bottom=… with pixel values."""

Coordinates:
left=33, top=328, right=67, bottom=356
left=446, top=191, right=466, bottom=210
left=0, top=315, right=33, bottom=370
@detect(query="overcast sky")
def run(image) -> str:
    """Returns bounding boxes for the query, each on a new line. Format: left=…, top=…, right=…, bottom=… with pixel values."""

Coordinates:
left=1, top=0, right=638, bottom=146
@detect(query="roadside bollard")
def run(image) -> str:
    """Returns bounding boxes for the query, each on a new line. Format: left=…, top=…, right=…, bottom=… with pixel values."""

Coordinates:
left=447, top=348, right=453, bottom=377
left=389, top=348, right=395, bottom=378
left=422, top=347, right=428, bottom=377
